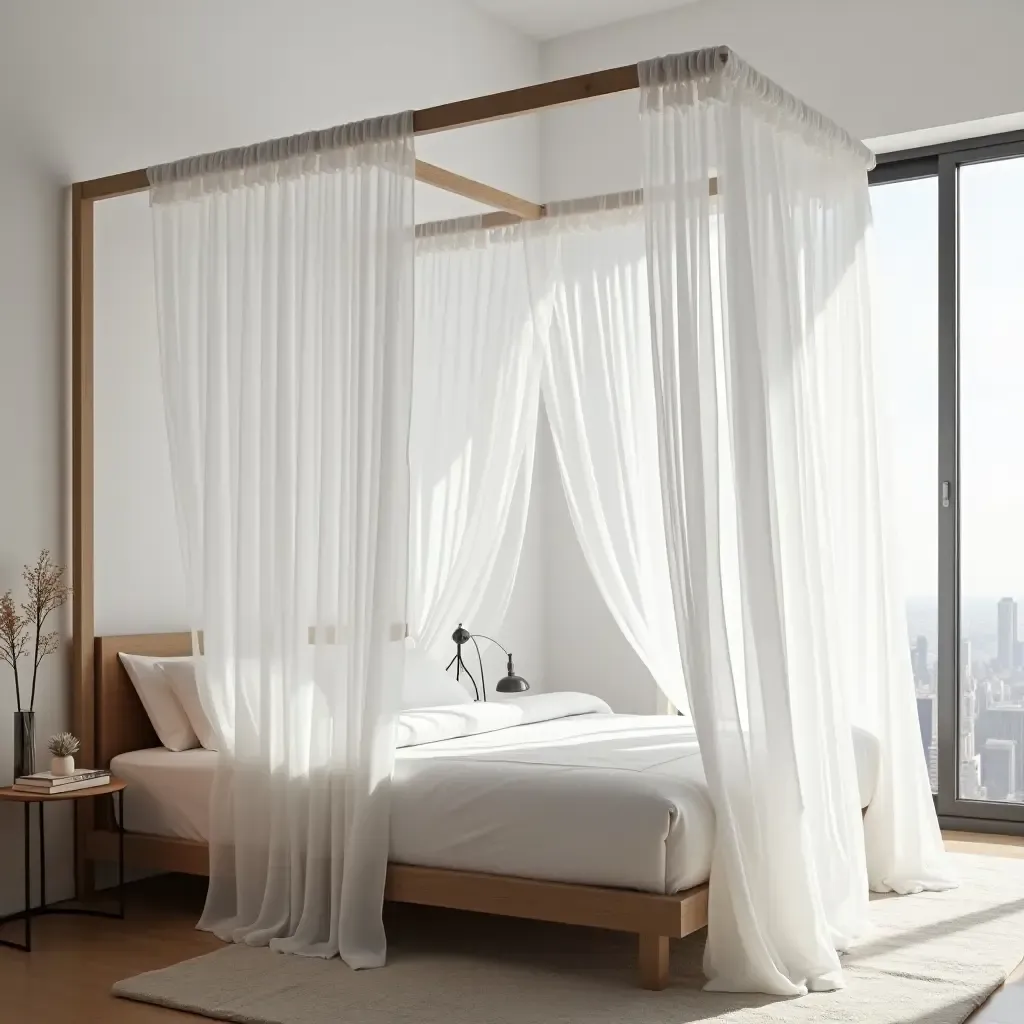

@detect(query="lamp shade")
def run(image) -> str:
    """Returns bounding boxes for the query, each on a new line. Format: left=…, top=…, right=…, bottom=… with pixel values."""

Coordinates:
left=496, top=654, right=529, bottom=694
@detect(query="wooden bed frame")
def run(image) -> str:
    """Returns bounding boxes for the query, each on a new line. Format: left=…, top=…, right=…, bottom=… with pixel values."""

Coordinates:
left=86, top=632, right=708, bottom=989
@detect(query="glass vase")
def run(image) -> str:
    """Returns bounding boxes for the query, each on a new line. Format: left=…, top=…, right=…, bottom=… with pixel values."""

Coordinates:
left=14, top=711, right=36, bottom=780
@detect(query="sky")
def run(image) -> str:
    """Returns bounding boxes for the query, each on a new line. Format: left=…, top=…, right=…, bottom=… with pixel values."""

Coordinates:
left=871, top=156, right=1024, bottom=602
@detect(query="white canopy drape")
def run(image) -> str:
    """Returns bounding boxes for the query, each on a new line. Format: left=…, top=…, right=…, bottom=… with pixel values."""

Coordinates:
left=640, top=47, right=954, bottom=995
left=527, top=199, right=685, bottom=710
left=409, top=220, right=543, bottom=673
left=150, top=114, right=416, bottom=967
left=144, top=43, right=955, bottom=997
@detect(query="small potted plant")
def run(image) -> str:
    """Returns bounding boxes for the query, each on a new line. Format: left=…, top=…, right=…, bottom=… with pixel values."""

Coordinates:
left=48, top=732, right=80, bottom=777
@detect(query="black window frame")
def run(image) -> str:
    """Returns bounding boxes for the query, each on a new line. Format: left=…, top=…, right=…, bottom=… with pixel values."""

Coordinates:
left=871, top=129, right=1024, bottom=834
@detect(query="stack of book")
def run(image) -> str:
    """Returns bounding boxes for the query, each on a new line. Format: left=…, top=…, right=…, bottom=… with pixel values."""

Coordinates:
left=13, top=768, right=110, bottom=795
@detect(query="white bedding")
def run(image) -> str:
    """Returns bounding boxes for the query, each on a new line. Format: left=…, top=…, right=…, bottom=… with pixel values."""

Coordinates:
left=112, top=693, right=881, bottom=894
left=111, top=745, right=216, bottom=842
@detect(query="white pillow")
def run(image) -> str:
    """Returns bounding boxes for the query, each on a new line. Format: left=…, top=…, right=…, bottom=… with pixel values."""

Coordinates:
left=159, top=660, right=220, bottom=751
left=400, top=646, right=473, bottom=710
left=118, top=653, right=199, bottom=751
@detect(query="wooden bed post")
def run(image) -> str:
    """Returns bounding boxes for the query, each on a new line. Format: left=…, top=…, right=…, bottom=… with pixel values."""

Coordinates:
left=71, top=182, right=96, bottom=897
left=638, top=933, right=670, bottom=990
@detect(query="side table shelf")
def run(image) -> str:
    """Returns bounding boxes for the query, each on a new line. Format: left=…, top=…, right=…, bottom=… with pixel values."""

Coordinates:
left=0, top=779, right=126, bottom=952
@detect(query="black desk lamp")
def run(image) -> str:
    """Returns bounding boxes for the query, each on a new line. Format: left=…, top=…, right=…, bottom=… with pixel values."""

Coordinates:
left=447, top=623, right=530, bottom=702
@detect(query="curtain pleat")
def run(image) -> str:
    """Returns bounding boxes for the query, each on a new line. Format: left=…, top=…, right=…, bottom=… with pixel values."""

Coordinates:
left=527, top=210, right=685, bottom=709
left=151, top=112, right=415, bottom=967
left=407, top=222, right=543, bottom=666
left=640, top=48, right=954, bottom=994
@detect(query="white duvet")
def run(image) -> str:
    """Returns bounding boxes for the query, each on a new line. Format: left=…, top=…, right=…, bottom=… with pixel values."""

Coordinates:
left=114, top=691, right=880, bottom=895
left=393, top=692, right=879, bottom=894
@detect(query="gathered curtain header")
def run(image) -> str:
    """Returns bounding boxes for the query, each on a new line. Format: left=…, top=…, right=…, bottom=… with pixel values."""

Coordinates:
left=640, top=46, right=875, bottom=170
left=147, top=111, right=414, bottom=202
left=415, top=214, right=525, bottom=252
left=416, top=190, right=647, bottom=251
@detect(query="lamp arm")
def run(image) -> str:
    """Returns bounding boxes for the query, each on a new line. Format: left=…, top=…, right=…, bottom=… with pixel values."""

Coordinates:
left=468, top=633, right=510, bottom=658
left=470, top=635, right=488, bottom=703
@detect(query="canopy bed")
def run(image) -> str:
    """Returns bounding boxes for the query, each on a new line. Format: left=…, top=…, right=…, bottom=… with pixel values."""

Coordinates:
left=88, top=630, right=880, bottom=989
left=70, top=46, right=953, bottom=996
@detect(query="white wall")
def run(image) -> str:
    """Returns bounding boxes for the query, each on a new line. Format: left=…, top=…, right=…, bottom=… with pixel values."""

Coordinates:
left=536, top=0, right=1024, bottom=711
left=0, top=0, right=541, bottom=917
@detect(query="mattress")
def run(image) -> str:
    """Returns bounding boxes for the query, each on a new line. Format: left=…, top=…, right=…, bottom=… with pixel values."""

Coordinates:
left=112, top=694, right=881, bottom=895
left=111, top=745, right=217, bottom=842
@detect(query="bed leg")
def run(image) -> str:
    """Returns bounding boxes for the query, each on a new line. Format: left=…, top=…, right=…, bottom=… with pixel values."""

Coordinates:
left=638, top=933, right=670, bottom=990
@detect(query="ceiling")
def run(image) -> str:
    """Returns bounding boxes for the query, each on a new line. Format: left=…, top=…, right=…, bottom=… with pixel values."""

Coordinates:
left=470, top=0, right=699, bottom=40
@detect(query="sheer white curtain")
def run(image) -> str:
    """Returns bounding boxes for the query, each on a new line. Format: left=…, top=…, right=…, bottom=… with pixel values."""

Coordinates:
left=408, top=220, right=543, bottom=669
left=526, top=200, right=684, bottom=708
left=150, top=115, right=416, bottom=967
left=641, top=47, right=954, bottom=995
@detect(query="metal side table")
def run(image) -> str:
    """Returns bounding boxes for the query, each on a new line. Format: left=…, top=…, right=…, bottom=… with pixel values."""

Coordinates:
left=0, top=778, right=126, bottom=952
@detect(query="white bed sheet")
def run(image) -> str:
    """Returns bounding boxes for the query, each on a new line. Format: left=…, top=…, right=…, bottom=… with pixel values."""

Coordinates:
left=111, top=745, right=217, bottom=842
left=112, top=704, right=880, bottom=895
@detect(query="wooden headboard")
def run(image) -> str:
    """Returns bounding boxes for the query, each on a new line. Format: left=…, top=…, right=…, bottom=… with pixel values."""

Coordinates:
left=94, top=632, right=192, bottom=769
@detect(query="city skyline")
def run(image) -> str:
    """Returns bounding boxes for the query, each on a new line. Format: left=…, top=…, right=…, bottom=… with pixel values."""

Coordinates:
left=912, top=594, right=1024, bottom=803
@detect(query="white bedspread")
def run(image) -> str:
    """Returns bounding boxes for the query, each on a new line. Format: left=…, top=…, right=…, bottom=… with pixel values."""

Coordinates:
left=111, top=745, right=216, bottom=842
left=112, top=693, right=881, bottom=894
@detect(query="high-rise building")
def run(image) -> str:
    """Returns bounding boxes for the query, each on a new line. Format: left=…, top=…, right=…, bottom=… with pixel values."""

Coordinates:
left=975, top=703, right=1024, bottom=796
left=987, top=678, right=1007, bottom=706
left=917, top=694, right=935, bottom=764
left=961, top=754, right=985, bottom=800
left=960, top=639, right=973, bottom=685
left=912, top=635, right=930, bottom=686
left=998, top=597, right=1018, bottom=673
left=961, top=673, right=978, bottom=765
left=982, top=738, right=1016, bottom=801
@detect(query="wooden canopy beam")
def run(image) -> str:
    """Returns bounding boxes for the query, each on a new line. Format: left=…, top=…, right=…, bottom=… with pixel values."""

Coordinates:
left=79, top=169, right=149, bottom=201
left=415, top=160, right=542, bottom=219
left=75, top=161, right=542, bottom=219
left=75, top=59, right=648, bottom=205
left=414, top=62, right=640, bottom=135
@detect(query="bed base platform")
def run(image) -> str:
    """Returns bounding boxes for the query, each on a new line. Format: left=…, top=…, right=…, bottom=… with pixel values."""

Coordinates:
left=86, top=826, right=707, bottom=989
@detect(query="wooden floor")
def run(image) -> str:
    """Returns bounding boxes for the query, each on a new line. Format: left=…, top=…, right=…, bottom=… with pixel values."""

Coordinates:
left=0, top=874, right=220, bottom=1022
left=2, top=837, right=1024, bottom=1022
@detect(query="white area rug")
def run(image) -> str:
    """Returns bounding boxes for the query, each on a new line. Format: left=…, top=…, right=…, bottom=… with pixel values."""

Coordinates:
left=114, top=854, right=1024, bottom=1024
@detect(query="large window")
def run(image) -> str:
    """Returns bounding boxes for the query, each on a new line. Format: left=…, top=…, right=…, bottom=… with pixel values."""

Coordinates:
left=871, top=134, right=1024, bottom=827
left=870, top=178, right=939, bottom=792
left=957, top=154, right=1024, bottom=805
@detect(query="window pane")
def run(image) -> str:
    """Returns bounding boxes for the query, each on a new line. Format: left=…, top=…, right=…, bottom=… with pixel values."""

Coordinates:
left=959, top=154, right=1024, bottom=803
left=870, top=177, right=939, bottom=792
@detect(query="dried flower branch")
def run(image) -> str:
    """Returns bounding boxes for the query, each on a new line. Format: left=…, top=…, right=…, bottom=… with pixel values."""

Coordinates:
left=48, top=732, right=80, bottom=758
left=21, top=551, right=71, bottom=713
left=0, top=591, right=30, bottom=711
